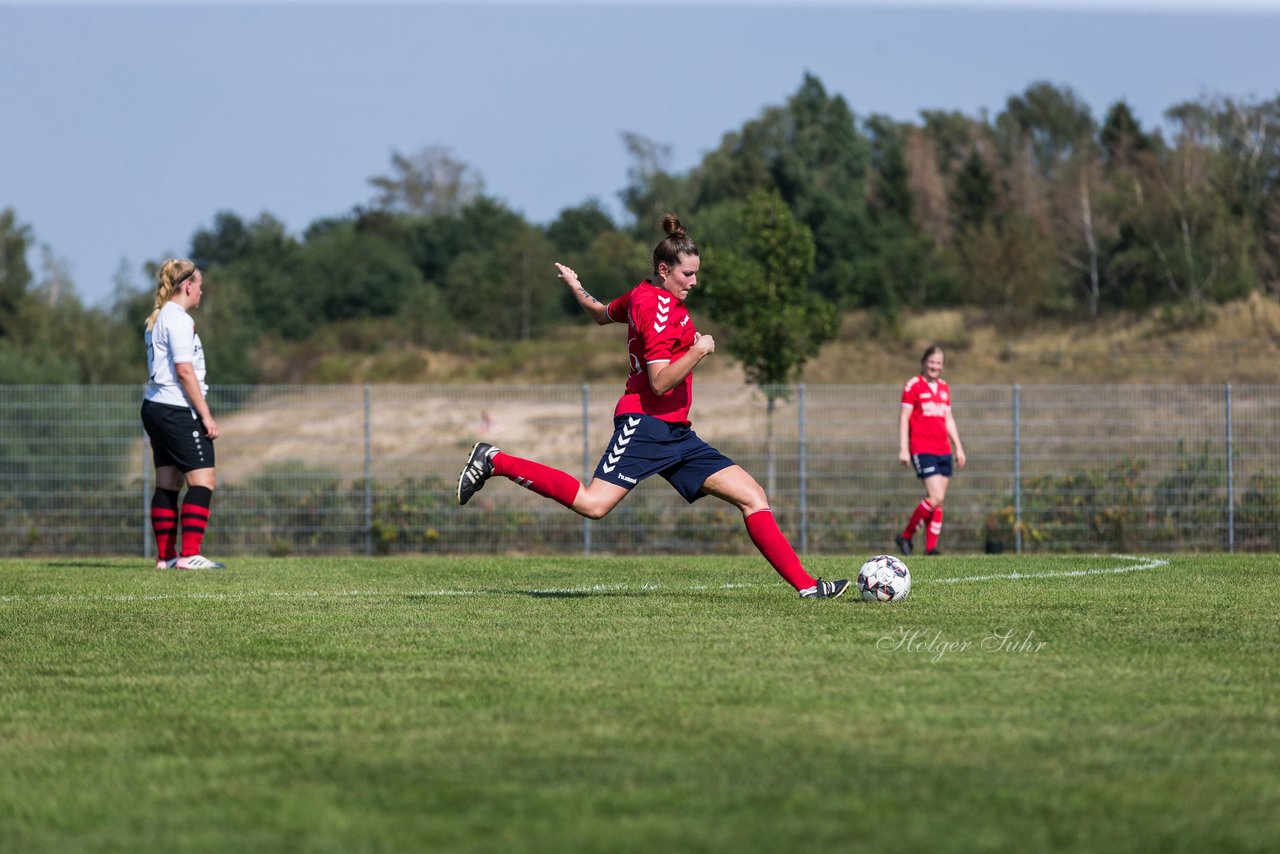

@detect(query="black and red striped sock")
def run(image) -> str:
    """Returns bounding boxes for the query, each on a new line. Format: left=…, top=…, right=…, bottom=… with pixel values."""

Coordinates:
left=150, top=488, right=180, bottom=561
left=180, top=486, right=214, bottom=557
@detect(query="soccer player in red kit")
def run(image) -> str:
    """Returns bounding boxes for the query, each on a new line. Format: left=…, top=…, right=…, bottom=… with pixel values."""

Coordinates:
left=456, top=214, right=849, bottom=599
left=895, top=345, right=966, bottom=556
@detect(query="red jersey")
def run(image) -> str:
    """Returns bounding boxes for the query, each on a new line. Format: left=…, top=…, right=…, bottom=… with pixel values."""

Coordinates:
left=901, top=375, right=952, bottom=455
left=606, top=280, right=696, bottom=424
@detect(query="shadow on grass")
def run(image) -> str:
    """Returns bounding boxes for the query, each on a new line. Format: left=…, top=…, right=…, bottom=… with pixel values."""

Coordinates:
left=403, top=588, right=665, bottom=601
left=41, top=561, right=127, bottom=569
left=522, top=590, right=593, bottom=599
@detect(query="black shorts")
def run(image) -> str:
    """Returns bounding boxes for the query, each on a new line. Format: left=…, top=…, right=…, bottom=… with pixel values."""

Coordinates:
left=141, top=400, right=215, bottom=472
left=911, top=453, right=953, bottom=479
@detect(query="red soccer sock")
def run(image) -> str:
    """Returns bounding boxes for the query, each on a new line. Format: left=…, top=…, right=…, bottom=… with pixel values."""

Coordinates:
left=180, top=486, right=213, bottom=557
left=744, top=509, right=816, bottom=592
left=150, top=488, right=180, bottom=560
left=926, top=507, right=944, bottom=552
left=902, top=499, right=934, bottom=540
left=491, top=452, right=582, bottom=508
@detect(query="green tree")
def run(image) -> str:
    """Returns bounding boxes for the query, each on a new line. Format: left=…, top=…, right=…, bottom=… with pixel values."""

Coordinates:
left=567, top=230, right=650, bottom=315
left=0, top=208, right=34, bottom=336
left=1166, top=96, right=1280, bottom=293
left=446, top=224, right=560, bottom=341
left=861, top=115, right=956, bottom=311
left=1100, top=100, right=1156, bottom=168
left=618, top=133, right=695, bottom=234
left=399, top=197, right=526, bottom=289
left=299, top=227, right=424, bottom=324
left=368, top=146, right=484, bottom=217
left=997, top=81, right=1096, bottom=181
left=1108, top=129, right=1255, bottom=309
left=546, top=200, right=617, bottom=254
left=950, top=149, right=998, bottom=230
left=694, top=74, right=872, bottom=305
left=699, top=190, right=837, bottom=389
left=699, top=190, right=839, bottom=493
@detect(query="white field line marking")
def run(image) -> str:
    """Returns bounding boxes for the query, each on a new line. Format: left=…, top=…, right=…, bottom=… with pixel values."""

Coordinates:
left=0, top=556, right=1168, bottom=605
left=928, top=554, right=1169, bottom=585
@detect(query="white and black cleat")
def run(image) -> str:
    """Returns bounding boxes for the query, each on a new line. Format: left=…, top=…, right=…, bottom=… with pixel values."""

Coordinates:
left=799, top=578, right=851, bottom=599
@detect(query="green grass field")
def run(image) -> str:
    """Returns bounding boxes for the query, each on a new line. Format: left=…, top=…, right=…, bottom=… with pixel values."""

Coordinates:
left=1, top=553, right=1277, bottom=853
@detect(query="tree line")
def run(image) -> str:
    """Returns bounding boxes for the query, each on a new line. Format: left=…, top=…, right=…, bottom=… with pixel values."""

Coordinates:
left=2, top=73, right=1278, bottom=385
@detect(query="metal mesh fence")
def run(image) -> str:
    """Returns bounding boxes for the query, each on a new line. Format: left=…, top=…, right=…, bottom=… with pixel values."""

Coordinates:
left=2, top=384, right=1277, bottom=558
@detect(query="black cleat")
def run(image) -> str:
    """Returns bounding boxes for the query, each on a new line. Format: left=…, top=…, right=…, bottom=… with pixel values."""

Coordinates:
left=926, top=548, right=942, bottom=556
left=895, top=534, right=913, bottom=556
left=457, top=442, right=498, bottom=506
left=800, top=578, right=851, bottom=599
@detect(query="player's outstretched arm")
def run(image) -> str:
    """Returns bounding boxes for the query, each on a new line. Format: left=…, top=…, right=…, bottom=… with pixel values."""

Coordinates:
left=555, top=263, right=612, bottom=325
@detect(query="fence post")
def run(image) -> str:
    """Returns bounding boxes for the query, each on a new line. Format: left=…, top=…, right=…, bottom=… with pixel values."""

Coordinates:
left=1226, top=383, right=1234, bottom=554
left=363, top=385, right=373, bottom=557
left=582, top=382, right=591, bottom=556
left=1013, top=384, right=1022, bottom=556
left=798, top=384, right=808, bottom=554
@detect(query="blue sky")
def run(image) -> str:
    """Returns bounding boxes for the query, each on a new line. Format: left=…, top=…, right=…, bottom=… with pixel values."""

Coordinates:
left=3, top=0, right=1278, bottom=306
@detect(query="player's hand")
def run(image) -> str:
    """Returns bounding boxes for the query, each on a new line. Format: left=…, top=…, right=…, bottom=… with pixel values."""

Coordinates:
left=554, top=262, right=579, bottom=286
left=898, top=449, right=911, bottom=466
left=955, top=449, right=966, bottom=469
left=693, top=332, right=715, bottom=355
left=202, top=415, right=220, bottom=441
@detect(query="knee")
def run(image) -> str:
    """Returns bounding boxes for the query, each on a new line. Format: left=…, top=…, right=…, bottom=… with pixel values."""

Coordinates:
left=737, top=485, right=770, bottom=516
left=186, top=471, right=217, bottom=491
left=576, top=499, right=613, bottom=521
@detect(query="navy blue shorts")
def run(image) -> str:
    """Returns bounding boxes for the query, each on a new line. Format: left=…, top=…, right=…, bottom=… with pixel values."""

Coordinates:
left=592, top=414, right=736, bottom=503
left=911, top=453, right=953, bottom=479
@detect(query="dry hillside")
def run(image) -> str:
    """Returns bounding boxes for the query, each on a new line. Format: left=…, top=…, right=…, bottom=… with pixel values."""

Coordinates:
left=254, top=292, right=1280, bottom=387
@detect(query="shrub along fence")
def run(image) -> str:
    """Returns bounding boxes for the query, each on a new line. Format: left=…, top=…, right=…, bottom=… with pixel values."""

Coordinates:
left=1, top=384, right=1276, bottom=558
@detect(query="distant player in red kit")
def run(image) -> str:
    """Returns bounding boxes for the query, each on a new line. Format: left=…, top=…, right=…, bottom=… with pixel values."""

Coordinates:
left=895, top=345, right=966, bottom=556
left=456, top=214, right=849, bottom=599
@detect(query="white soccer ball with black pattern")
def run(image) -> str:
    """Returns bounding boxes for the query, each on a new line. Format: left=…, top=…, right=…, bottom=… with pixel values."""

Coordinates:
left=857, top=554, right=911, bottom=602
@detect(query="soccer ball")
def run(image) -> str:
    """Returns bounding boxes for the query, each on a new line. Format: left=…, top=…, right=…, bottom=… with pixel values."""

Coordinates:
left=857, top=554, right=911, bottom=602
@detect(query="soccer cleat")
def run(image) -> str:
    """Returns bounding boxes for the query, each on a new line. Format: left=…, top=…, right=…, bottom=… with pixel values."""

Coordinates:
left=925, top=548, right=942, bottom=557
left=799, top=578, right=851, bottom=599
left=457, top=442, right=499, bottom=506
left=894, top=534, right=913, bottom=556
left=176, top=554, right=226, bottom=570
left=155, top=558, right=177, bottom=569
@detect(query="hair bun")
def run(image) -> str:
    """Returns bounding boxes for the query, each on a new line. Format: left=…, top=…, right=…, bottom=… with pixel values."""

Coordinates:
left=660, top=213, right=686, bottom=239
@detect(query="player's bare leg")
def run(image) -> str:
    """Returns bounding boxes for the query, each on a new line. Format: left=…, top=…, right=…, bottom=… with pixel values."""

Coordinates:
left=568, top=479, right=631, bottom=520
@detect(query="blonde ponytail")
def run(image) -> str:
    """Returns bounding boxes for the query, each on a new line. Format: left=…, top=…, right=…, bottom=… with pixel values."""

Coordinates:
left=145, top=258, right=197, bottom=331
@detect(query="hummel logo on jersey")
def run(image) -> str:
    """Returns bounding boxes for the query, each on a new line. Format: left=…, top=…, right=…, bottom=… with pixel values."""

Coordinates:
left=515, top=477, right=534, bottom=489
left=655, top=295, right=671, bottom=332
left=602, top=417, right=641, bottom=474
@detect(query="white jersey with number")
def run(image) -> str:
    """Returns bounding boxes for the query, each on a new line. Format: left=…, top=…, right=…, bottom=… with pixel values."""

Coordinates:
left=144, top=302, right=207, bottom=408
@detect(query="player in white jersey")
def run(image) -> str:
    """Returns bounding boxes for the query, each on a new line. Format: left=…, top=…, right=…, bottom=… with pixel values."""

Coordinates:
left=139, top=259, right=225, bottom=570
